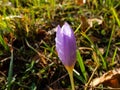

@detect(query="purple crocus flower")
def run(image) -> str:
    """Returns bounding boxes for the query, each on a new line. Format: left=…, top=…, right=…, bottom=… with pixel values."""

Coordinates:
left=55, top=22, right=76, bottom=67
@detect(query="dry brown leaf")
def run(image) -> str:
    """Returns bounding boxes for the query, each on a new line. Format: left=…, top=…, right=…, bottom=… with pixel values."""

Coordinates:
left=90, top=68, right=120, bottom=88
left=75, top=0, right=86, bottom=5
left=80, top=16, right=103, bottom=32
left=80, top=15, right=90, bottom=32
left=98, top=48, right=105, bottom=55
left=87, top=18, right=103, bottom=28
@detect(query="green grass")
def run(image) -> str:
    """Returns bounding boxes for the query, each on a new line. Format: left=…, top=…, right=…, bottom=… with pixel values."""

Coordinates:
left=76, top=50, right=87, bottom=83
left=0, top=0, right=120, bottom=89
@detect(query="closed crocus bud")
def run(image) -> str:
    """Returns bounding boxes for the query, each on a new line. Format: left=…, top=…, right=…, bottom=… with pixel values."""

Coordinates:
left=55, top=22, right=76, bottom=68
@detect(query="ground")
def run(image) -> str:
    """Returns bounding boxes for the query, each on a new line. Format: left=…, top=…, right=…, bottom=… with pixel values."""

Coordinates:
left=0, top=0, right=120, bottom=90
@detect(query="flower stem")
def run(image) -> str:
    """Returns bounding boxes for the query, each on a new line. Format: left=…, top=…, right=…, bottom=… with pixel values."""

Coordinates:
left=65, top=66, right=75, bottom=90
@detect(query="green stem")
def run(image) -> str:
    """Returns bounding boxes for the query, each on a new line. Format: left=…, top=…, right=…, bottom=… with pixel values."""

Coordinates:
left=65, top=66, right=75, bottom=90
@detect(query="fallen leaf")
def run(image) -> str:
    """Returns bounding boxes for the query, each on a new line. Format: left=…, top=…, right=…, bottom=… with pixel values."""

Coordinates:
left=90, top=68, right=120, bottom=89
left=80, top=16, right=103, bottom=32
left=87, top=18, right=103, bottom=28
left=75, top=0, right=86, bottom=5
left=80, top=15, right=90, bottom=32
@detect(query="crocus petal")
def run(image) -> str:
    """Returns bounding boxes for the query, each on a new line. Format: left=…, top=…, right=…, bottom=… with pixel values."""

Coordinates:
left=55, top=22, right=76, bottom=67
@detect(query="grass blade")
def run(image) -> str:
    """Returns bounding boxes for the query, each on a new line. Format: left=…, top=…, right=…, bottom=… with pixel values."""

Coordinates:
left=7, top=49, right=13, bottom=90
left=73, top=69, right=86, bottom=84
left=81, top=32, right=107, bottom=69
left=105, top=25, right=115, bottom=58
left=111, top=7, right=120, bottom=27
left=0, top=35, right=9, bottom=51
left=76, top=50, right=87, bottom=82
left=111, top=47, right=118, bottom=66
